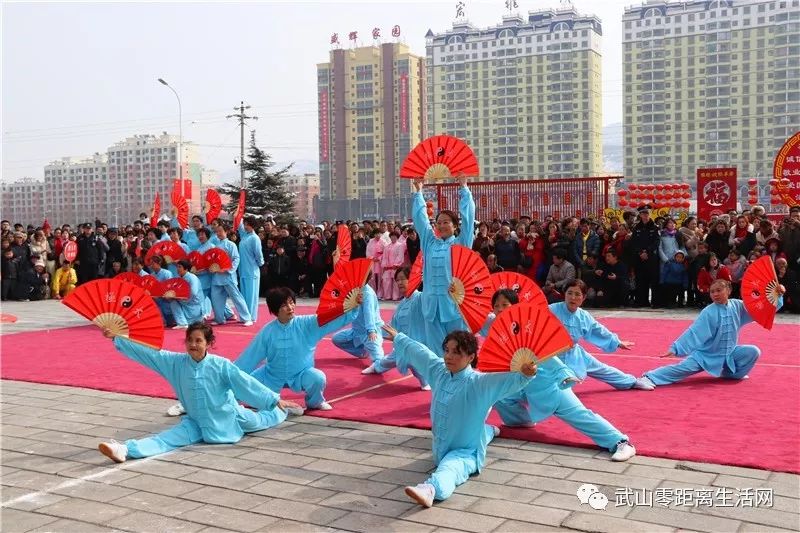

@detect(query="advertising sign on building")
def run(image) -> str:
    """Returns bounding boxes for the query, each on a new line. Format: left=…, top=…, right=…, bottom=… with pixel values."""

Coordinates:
left=399, top=73, right=409, bottom=134
left=696, top=167, right=737, bottom=221
left=319, top=91, right=329, bottom=162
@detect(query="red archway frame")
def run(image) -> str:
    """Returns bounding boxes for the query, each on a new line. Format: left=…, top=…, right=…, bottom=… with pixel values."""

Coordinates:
left=773, top=131, right=800, bottom=208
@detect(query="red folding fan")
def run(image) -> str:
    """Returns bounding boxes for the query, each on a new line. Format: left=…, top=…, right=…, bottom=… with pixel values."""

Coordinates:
left=336, top=224, right=352, bottom=264
left=63, top=241, right=78, bottom=262
left=115, top=272, right=143, bottom=287
left=742, top=256, right=782, bottom=330
left=316, top=258, right=372, bottom=326
left=62, top=278, right=164, bottom=348
left=448, top=245, right=493, bottom=333
left=233, top=190, right=246, bottom=229
left=492, top=272, right=547, bottom=309
left=150, top=192, right=161, bottom=228
left=399, top=135, right=480, bottom=180
left=171, top=190, right=189, bottom=229
left=160, top=277, right=190, bottom=300
left=203, top=248, right=232, bottom=273
left=205, top=189, right=222, bottom=224
left=145, top=241, right=188, bottom=266
left=406, top=254, right=423, bottom=297
left=478, top=303, right=572, bottom=373
left=139, top=275, right=165, bottom=297
left=187, top=251, right=208, bottom=273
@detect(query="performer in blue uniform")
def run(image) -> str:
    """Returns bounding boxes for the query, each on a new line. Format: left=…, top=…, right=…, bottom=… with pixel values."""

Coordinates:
left=165, top=227, right=191, bottom=277
left=331, top=276, right=384, bottom=365
left=484, top=288, right=637, bottom=463
left=235, top=287, right=361, bottom=410
left=411, top=176, right=475, bottom=355
left=149, top=255, right=174, bottom=326
left=96, top=323, right=302, bottom=463
left=550, top=280, right=654, bottom=391
left=361, top=267, right=429, bottom=389
left=167, top=259, right=205, bottom=329
left=383, top=326, right=535, bottom=507
left=210, top=224, right=253, bottom=327
left=237, top=217, right=265, bottom=322
left=641, top=278, right=784, bottom=387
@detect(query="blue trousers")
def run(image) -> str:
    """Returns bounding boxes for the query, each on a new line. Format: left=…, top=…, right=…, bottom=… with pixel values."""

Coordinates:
left=156, top=300, right=175, bottom=327
left=251, top=366, right=327, bottom=408
left=202, top=285, right=233, bottom=320
left=125, top=405, right=287, bottom=459
left=169, top=300, right=204, bottom=327
left=332, top=329, right=384, bottom=363
left=426, top=425, right=493, bottom=500
left=579, top=354, right=636, bottom=390
left=422, top=315, right=468, bottom=357
left=495, top=389, right=626, bottom=452
left=239, top=275, right=260, bottom=322
left=645, top=346, right=760, bottom=386
left=211, top=282, right=252, bottom=324
left=373, top=351, right=429, bottom=388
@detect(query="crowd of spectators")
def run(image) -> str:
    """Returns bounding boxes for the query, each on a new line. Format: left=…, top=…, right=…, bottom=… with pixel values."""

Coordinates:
left=3, top=202, right=799, bottom=313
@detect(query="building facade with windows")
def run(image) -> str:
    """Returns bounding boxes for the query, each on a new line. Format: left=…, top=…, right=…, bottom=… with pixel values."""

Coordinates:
left=426, top=7, right=603, bottom=181
left=316, top=42, right=425, bottom=220
left=43, top=154, right=109, bottom=226
left=285, top=173, right=320, bottom=221
left=623, top=0, right=800, bottom=184
left=0, top=179, right=45, bottom=227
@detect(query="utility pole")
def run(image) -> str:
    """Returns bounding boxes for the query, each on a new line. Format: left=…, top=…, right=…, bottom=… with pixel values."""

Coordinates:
left=227, top=101, right=258, bottom=189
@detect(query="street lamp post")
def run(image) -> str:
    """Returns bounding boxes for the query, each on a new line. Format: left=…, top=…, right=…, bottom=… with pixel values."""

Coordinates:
left=157, top=78, right=184, bottom=191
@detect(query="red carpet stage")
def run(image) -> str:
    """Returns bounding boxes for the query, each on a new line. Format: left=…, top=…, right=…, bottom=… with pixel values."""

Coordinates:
left=2, top=307, right=798, bottom=473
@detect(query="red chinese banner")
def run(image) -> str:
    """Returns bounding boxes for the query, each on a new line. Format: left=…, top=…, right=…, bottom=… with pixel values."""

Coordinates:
left=399, top=73, right=409, bottom=134
left=774, top=131, right=800, bottom=207
left=696, top=167, right=737, bottom=221
left=319, top=91, right=329, bottom=162
left=428, top=177, right=613, bottom=222
left=171, top=179, right=192, bottom=200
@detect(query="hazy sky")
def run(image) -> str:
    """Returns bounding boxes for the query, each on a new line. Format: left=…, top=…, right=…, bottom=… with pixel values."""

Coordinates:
left=2, top=0, right=633, bottom=182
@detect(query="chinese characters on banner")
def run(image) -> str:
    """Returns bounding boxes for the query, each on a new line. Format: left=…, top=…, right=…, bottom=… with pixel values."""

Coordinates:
left=696, top=167, right=737, bottom=221
left=773, top=131, right=800, bottom=207
left=319, top=91, right=329, bottom=162
left=399, top=74, right=409, bottom=134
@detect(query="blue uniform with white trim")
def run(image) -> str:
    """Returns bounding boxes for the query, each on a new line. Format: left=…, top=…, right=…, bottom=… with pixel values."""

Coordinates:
left=332, top=284, right=384, bottom=363
left=210, top=238, right=252, bottom=324
left=237, top=223, right=264, bottom=321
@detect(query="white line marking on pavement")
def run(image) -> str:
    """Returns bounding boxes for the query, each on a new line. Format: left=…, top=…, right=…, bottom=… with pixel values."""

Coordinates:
left=328, top=375, right=414, bottom=404
left=0, top=451, right=175, bottom=509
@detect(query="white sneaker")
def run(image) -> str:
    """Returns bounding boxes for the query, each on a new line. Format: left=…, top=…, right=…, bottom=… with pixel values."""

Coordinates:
left=172, top=324, right=188, bottom=330
left=311, top=402, right=333, bottom=411
left=633, top=377, right=655, bottom=391
left=166, top=403, right=186, bottom=417
left=98, top=440, right=128, bottom=463
left=361, top=364, right=377, bottom=375
left=405, top=483, right=435, bottom=508
left=284, top=406, right=305, bottom=417
left=492, top=426, right=501, bottom=437
left=242, top=320, right=254, bottom=327
left=611, top=441, right=636, bottom=462
left=420, top=384, right=431, bottom=391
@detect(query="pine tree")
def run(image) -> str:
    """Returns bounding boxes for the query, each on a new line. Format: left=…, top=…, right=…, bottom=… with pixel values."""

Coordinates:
left=217, top=131, right=296, bottom=224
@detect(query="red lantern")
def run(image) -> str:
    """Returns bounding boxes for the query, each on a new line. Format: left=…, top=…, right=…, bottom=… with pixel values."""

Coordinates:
left=769, top=179, right=778, bottom=186
left=521, top=194, right=529, bottom=207
left=587, top=191, right=593, bottom=204
left=618, top=190, right=627, bottom=197
left=629, top=183, right=638, bottom=190
left=771, top=198, right=781, bottom=205
left=682, top=201, right=691, bottom=209
left=747, top=179, right=757, bottom=185
left=564, top=192, right=572, bottom=205
left=747, top=198, right=757, bottom=205
left=543, top=193, right=550, bottom=206
left=656, top=184, right=664, bottom=191
left=619, top=199, right=628, bottom=207
left=683, top=192, right=691, bottom=199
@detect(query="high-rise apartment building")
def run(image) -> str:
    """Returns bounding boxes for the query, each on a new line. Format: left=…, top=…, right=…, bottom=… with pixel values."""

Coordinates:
left=0, top=179, right=45, bottom=226
left=623, top=0, right=800, bottom=183
left=43, top=154, right=109, bottom=225
left=317, top=42, right=425, bottom=220
left=106, top=133, right=202, bottom=224
left=286, top=173, right=320, bottom=221
left=426, top=7, right=603, bottom=181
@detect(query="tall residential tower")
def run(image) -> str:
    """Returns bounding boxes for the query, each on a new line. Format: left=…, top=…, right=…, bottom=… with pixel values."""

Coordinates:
left=426, top=7, right=603, bottom=180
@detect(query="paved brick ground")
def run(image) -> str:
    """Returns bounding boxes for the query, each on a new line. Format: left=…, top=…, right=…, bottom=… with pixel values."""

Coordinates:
left=1, top=300, right=798, bottom=532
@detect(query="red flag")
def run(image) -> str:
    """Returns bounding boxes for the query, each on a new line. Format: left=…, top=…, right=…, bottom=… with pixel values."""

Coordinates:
left=697, top=167, right=737, bottom=221
left=150, top=193, right=161, bottom=227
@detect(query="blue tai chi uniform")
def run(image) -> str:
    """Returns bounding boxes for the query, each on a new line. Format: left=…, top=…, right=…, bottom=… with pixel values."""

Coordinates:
left=548, top=302, right=637, bottom=390
left=393, top=333, right=532, bottom=501
left=372, top=290, right=429, bottom=387
left=237, top=223, right=265, bottom=322
left=150, top=267, right=174, bottom=325
left=412, top=186, right=475, bottom=355
left=169, top=271, right=204, bottom=326
left=210, top=238, right=252, bottom=324
left=481, top=314, right=629, bottom=453
left=235, top=311, right=357, bottom=408
left=112, top=337, right=288, bottom=459
left=644, top=298, right=781, bottom=385
left=332, top=284, right=384, bottom=363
